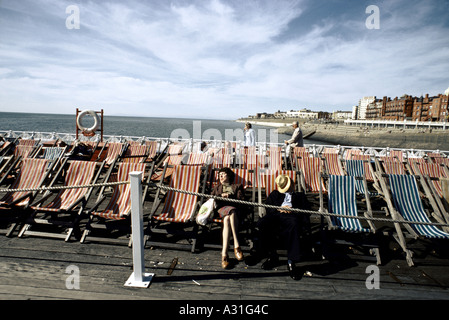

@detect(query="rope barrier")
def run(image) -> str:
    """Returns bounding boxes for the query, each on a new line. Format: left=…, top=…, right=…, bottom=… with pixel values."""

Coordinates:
left=1, top=179, right=449, bottom=228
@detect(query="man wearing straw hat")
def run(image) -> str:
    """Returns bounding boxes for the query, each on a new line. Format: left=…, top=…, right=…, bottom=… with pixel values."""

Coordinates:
left=253, top=174, right=311, bottom=280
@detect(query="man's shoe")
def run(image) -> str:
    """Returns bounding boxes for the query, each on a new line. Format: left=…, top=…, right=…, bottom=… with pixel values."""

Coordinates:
left=261, top=256, right=279, bottom=270
left=222, top=255, right=230, bottom=269
left=287, top=260, right=302, bottom=280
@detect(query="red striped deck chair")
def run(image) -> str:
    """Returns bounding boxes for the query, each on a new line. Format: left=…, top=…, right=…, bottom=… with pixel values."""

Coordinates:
left=104, top=142, right=125, bottom=166
left=298, top=157, right=326, bottom=193
left=413, top=162, right=449, bottom=198
left=151, top=154, right=183, bottom=181
left=323, top=153, right=345, bottom=176
left=187, top=153, right=210, bottom=166
left=389, top=150, right=404, bottom=162
left=263, top=169, right=298, bottom=197
left=167, top=144, right=184, bottom=155
left=0, top=158, right=50, bottom=208
left=291, top=146, right=310, bottom=170
left=382, top=157, right=406, bottom=175
left=146, top=140, right=158, bottom=161
left=18, top=139, right=38, bottom=147
left=344, top=149, right=362, bottom=160
left=267, top=146, right=283, bottom=171
left=407, top=157, right=427, bottom=175
left=432, top=156, right=449, bottom=168
left=20, top=160, right=103, bottom=241
left=151, top=165, right=203, bottom=223
left=14, top=145, right=36, bottom=159
left=122, top=144, right=148, bottom=163
left=322, top=147, right=339, bottom=154
left=91, top=162, right=147, bottom=220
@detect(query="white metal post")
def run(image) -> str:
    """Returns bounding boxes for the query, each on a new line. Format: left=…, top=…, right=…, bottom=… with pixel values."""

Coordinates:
left=125, top=171, right=154, bottom=288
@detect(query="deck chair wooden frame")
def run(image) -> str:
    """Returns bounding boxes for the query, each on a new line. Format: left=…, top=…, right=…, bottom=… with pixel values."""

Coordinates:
left=18, top=159, right=105, bottom=241
left=80, top=161, right=153, bottom=245
left=320, top=174, right=381, bottom=265
left=377, top=173, right=449, bottom=267
left=145, top=163, right=208, bottom=252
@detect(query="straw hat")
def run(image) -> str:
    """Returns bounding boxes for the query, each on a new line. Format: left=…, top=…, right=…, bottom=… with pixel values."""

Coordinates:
left=275, top=175, right=292, bottom=193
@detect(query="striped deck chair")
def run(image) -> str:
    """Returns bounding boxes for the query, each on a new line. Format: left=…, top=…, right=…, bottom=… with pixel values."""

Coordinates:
left=19, top=160, right=104, bottom=241
left=81, top=162, right=147, bottom=243
left=323, top=153, right=345, bottom=176
left=103, top=142, right=125, bottom=166
left=323, top=175, right=380, bottom=264
left=381, top=157, right=406, bottom=175
left=351, top=154, right=374, bottom=182
left=345, top=160, right=377, bottom=195
left=344, top=148, right=362, bottom=160
left=151, top=154, right=183, bottom=181
left=187, top=153, right=210, bottom=166
left=18, top=139, right=38, bottom=147
left=0, top=158, right=54, bottom=236
left=147, top=164, right=206, bottom=252
left=389, top=150, right=404, bottom=162
left=298, top=157, right=325, bottom=193
left=14, top=145, right=36, bottom=159
left=267, top=146, right=283, bottom=171
left=380, top=174, right=449, bottom=266
left=122, top=144, right=148, bottom=163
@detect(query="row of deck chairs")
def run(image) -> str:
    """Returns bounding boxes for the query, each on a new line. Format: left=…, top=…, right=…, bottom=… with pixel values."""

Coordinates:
left=2, top=140, right=449, bottom=267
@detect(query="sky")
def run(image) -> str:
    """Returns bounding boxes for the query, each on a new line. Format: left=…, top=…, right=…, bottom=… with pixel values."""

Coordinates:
left=0, top=0, right=448, bottom=119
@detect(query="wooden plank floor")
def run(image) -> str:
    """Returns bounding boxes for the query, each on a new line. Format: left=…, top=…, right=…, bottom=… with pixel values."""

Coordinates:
left=1, top=232, right=449, bottom=302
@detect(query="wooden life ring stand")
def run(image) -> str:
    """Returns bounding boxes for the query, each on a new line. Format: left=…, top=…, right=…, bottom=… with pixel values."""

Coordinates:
left=77, top=110, right=99, bottom=136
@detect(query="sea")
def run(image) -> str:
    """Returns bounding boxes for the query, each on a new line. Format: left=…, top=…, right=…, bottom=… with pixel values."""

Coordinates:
left=0, top=112, right=325, bottom=145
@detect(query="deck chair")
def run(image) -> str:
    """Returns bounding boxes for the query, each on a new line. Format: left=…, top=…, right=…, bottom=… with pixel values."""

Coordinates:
left=323, top=153, right=345, bottom=176
left=102, top=142, right=125, bottom=166
left=321, top=175, right=381, bottom=264
left=0, top=158, right=54, bottom=236
left=345, top=159, right=379, bottom=196
left=344, top=148, right=362, bottom=160
left=145, top=164, right=208, bottom=252
left=121, top=144, right=149, bottom=163
left=297, top=156, right=326, bottom=194
left=267, top=146, right=283, bottom=171
left=351, top=154, right=375, bottom=182
left=376, top=156, right=407, bottom=175
left=80, top=162, right=149, bottom=244
left=378, top=173, right=449, bottom=266
left=19, top=160, right=105, bottom=241
left=186, top=153, right=210, bottom=166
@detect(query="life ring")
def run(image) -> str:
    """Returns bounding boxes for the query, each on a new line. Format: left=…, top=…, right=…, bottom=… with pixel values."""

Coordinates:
left=77, top=110, right=99, bottom=135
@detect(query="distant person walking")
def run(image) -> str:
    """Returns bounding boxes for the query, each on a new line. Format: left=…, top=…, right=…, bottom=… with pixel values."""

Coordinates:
left=284, top=121, right=303, bottom=148
left=243, top=122, right=256, bottom=147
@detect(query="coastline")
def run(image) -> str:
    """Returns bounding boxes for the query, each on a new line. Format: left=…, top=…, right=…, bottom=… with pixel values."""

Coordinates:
left=238, top=118, right=449, bottom=151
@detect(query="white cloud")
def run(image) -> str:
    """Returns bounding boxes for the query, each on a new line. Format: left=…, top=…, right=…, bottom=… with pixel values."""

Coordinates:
left=0, top=0, right=448, bottom=119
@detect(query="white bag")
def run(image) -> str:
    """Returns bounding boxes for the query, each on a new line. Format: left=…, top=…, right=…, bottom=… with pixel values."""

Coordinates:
left=196, top=198, right=216, bottom=226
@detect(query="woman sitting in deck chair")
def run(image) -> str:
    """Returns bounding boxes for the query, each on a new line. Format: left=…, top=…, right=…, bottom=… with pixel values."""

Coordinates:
left=211, top=167, right=246, bottom=269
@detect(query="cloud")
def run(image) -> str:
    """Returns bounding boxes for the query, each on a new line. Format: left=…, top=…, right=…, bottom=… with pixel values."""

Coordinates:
left=0, top=0, right=448, bottom=119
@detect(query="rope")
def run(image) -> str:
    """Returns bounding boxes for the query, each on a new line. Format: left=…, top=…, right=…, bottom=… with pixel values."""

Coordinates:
left=2, top=179, right=449, bottom=228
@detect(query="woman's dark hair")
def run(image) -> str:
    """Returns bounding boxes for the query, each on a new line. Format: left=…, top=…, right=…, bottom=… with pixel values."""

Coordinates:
left=218, top=167, right=235, bottom=183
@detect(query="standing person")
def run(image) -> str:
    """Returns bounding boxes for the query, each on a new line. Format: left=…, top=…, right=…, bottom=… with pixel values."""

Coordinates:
left=211, top=167, right=246, bottom=269
left=255, top=174, right=311, bottom=280
left=284, top=121, right=303, bottom=148
left=244, top=122, right=256, bottom=147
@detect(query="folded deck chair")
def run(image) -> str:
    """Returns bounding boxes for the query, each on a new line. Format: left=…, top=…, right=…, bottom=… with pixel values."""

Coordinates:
left=378, top=173, right=449, bottom=266
left=81, top=162, right=148, bottom=244
left=146, top=164, right=207, bottom=252
left=323, top=175, right=380, bottom=264
left=19, top=160, right=104, bottom=241
left=0, top=158, right=53, bottom=236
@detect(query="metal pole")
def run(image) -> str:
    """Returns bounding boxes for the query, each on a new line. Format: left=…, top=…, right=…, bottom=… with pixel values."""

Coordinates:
left=125, top=171, right=154, bottom=288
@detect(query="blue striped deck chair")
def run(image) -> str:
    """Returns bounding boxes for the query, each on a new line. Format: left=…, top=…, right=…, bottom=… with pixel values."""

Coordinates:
left=325, top=175, right=380, bottom=264
left=389, top=174, right=449, bottom=239
left=383, top=174, right=449, bottom=266
left=345, top=160, right=377, bottom=196
left=328, top=175, right=370, bottom=233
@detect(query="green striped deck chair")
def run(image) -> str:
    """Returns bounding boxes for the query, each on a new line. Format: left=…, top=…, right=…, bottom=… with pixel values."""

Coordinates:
left=328, top=175, right=370, bottom=233
left=389, top=174, right=449, bottom=239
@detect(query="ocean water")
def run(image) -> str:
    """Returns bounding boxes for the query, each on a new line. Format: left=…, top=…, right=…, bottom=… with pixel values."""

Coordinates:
left=0, top=112, right=324, bottom=145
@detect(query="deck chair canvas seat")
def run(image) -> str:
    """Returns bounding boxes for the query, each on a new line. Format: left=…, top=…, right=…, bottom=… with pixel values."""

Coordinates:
left=19, top=160, right=104, bottom=241
left=345, top=160, right=378, bottom=196
left=146, top=164, right=207, bottom=252
left=80, top=162, right=148, bottom=244
left=0, top=158, right=53, bottom=236
left=378, top=173, right=449, bottom=266
left=322, top=175, right=381, bottom=264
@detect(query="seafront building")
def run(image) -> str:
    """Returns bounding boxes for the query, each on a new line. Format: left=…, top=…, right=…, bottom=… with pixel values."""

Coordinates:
left=245, top=87, right=449, bottom=123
